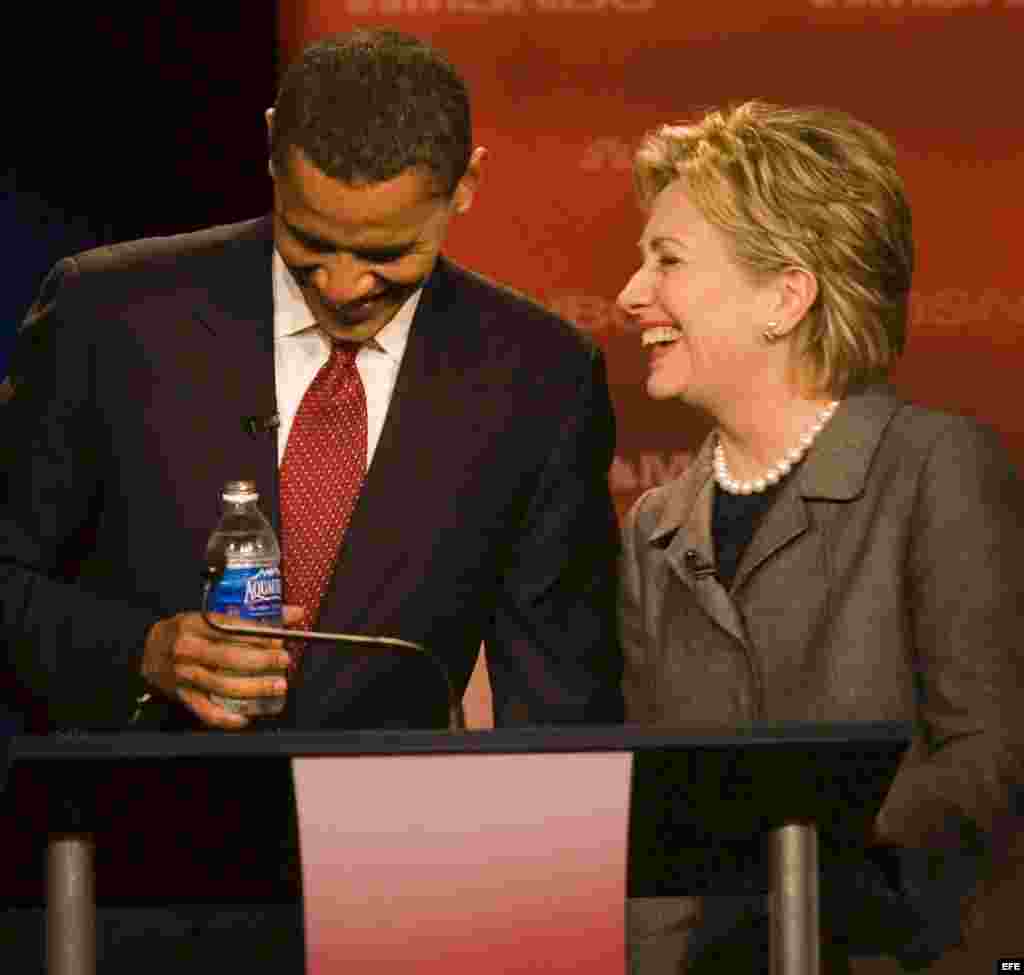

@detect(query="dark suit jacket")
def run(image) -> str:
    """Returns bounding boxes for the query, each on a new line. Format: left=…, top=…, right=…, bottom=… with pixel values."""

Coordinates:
left=1, top=216, right=623, bottom=732
left=0, top=218, right=624, bottom=930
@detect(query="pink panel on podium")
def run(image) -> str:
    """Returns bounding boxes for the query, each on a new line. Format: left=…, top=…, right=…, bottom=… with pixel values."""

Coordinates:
left=292, top=750, right=632, bottom=973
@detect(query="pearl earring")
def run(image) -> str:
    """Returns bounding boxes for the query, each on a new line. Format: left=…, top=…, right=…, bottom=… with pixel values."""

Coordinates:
left=762, top=322, right=782, bottom=344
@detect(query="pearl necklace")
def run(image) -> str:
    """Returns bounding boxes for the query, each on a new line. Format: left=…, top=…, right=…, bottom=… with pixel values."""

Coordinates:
left=713, top=401, right=840, bottom=495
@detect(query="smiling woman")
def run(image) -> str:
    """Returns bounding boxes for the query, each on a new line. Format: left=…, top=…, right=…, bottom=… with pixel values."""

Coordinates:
left=617, top=102, right=1024, bottom=974
left=621, top=177, right=809, bottom=418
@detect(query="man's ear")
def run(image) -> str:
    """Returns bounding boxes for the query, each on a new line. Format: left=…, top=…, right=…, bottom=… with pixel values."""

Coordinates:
left=265, top=109, right=276, bottom=179
left=451, top=147, right=487, bottom=215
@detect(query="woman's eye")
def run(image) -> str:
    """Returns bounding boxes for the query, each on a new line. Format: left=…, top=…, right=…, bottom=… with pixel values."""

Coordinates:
left=656, top=255, right=681, bottom=269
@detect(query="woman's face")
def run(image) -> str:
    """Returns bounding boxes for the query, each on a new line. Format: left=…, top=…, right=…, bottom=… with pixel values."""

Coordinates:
left=617, top=180, right=779, bottom=412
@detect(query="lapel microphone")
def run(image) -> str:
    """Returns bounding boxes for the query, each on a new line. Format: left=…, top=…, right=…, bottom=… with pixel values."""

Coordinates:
left=242, top=413, right=280, bottom=438
left=684, top=549, right=718, bottom=580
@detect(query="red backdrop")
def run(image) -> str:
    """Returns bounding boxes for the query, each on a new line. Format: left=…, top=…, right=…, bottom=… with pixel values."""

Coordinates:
left=277, top=11, right=1023, bottom=969
left=279, top=1, right=1024, bottom=722
left=280, top=1, right=1024, bottom=519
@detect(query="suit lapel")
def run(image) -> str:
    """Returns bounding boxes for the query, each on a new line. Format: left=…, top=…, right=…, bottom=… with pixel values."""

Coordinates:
left=357, top=263, right=452, bottom=526
left=297, top=259, right=462, bottom=711
left=187, top=217, right=280, bottom=532
left=330, top=257, right=454, bottom=620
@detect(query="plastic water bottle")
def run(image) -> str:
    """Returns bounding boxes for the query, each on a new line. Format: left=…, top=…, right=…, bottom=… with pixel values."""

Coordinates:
left=204, top=480, right=284, bottom=716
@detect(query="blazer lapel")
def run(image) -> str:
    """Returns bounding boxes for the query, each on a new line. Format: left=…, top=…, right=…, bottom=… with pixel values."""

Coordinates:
left=653, top=439, right=752, bottom=647
left=731, top=481, right=809, bottom=593
left=732, top=383, right=906, bottom=594
left=649, top=385, right=906, bottom=645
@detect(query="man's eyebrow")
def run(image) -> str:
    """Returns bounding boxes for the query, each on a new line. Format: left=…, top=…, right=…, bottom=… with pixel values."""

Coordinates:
left=354, top=243, right=416, bottom=260
left=282, top=217, right=415, bottom=260
left=282, top=218, right=336, bottom=252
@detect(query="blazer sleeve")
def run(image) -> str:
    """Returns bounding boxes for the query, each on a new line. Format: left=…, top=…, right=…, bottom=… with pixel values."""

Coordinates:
left=0, top=259, right=158, bottom=729
left=877, top=416, right=1024, bottom=847
left=484, top=342, right=625, bottom=726
left=619, top=489, right=659, bottom=724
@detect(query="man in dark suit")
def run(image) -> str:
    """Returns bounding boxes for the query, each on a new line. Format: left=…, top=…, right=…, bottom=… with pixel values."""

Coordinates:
left=1, top=29, right=623, bottom=733
left=0, top=30, right=622, bottom=971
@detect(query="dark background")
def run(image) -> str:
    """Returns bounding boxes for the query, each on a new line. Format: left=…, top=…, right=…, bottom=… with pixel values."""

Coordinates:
left=2, top=4, right=279, bottom=378
left=1, top=0, right=281, bottom=915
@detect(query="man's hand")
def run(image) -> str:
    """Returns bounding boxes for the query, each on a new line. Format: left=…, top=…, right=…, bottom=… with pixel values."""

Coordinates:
left=141, top=605, right=304, bottom=729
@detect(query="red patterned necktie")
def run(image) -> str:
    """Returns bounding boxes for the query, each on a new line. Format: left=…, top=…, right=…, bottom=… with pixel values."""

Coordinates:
left=280, top=340, right=367, bottom=673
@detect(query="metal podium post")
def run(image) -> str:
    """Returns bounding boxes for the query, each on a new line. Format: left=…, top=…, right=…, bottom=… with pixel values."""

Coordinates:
left=47, top=831, right=95, bottom=975
left=769, top=821, right=820, bottom=975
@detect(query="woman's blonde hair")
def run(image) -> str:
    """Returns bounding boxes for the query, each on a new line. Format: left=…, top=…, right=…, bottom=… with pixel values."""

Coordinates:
left=633, top=101, right=913, bottom=397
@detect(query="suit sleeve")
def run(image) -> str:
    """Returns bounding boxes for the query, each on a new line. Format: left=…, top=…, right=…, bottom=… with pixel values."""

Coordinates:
left=0, top=259, right=158, bottom=729
left=484, top=342, right=625, bottom=726
left=878, top=417, right=1024, bottom=847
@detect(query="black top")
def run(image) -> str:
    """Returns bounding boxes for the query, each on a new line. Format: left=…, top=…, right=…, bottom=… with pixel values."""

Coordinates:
left=712, top=481, right=782, bottom=589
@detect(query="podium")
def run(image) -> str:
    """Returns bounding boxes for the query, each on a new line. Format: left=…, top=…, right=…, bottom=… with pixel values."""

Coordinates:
left=7, top=721, right=910, bottom=975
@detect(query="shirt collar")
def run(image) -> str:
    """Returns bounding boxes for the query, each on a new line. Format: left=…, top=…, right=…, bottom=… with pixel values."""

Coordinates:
left=271, top=248, right=421, bottom=358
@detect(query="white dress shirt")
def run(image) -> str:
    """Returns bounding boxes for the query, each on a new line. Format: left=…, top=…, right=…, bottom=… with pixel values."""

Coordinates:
left=271, top=249, right=420, bottom=467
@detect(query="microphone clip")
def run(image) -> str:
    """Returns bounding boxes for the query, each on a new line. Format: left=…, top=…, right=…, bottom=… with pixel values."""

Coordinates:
left=242, top=413, right=280, bottom=438
left=683, top=549, right=718, bottom=580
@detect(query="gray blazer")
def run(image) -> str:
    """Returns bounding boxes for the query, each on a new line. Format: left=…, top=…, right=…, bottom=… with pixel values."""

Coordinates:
left=620, top=383, right=1023, bottom=849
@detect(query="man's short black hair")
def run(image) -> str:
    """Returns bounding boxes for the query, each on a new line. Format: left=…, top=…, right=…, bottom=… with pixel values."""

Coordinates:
left=271, top=29, right=472, bottom=196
